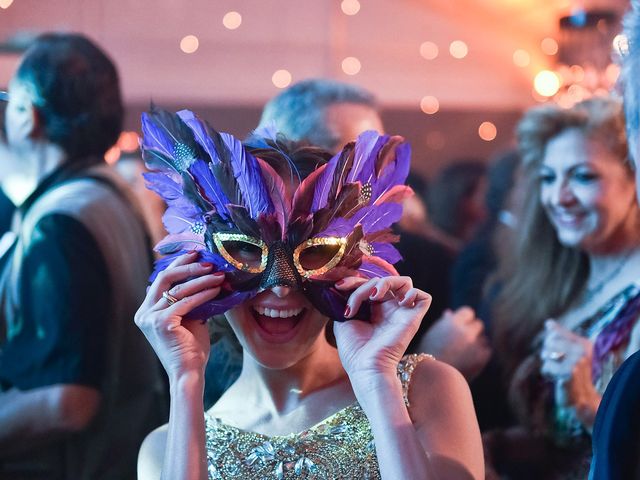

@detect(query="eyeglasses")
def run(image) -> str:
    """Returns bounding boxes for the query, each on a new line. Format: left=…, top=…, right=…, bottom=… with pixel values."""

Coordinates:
left=212, top=232, right=348, bottom=278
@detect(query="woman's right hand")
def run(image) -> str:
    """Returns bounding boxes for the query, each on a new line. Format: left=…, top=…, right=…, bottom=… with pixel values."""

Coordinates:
left=134, top=252, right=225, bottom=382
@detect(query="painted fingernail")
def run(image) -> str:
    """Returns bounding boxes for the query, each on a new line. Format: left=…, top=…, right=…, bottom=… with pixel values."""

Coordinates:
left=344, top=305, right=351, bottom=317
left=212, top=271, right=225, bottom=277
left=369, top=287, right=378, bottom=298
left=188, top=250, right=197, bottom=254
left=335, top=279, right=346, bottom=287
left=200, top=262, right=213, bottom=268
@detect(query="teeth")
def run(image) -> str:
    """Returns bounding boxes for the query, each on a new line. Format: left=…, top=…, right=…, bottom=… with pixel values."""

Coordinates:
left=254, top=306, right=303, bottom=318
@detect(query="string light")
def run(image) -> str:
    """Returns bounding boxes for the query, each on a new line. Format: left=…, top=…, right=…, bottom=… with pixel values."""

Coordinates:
left=419, top=41, right=439, bottom=60
left=478, top=122, right=497, bottom=141
left=513, top=49, right=531, bottom=68
left=341, top=0, right=360, bottom=15
left=180, top=35, right=199, bottom=54
left=541, top=37, right=559, bottom=55
left=272, top=69, right=292, bottom=89
left=420, top=96, right=439, bottom=115
left=341, top=57, right=361, bottom=75
left=449, top=41, right=468, bottom=59
left=534, top=70, right=561, bottom=97
left=223, top=11, right=242, bottom=30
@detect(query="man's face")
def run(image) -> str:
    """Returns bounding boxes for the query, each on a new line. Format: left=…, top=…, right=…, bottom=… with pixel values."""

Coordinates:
left=324, top=103, right=384, bottom=154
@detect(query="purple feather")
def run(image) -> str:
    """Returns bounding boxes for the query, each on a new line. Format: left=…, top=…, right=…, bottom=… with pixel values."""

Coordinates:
left=189, top=160, right=231, bottom=219
left=154, top=232, right=206, bottom=254
left=316, top=218, right=354, bottom=238
left=141, top=112, right=175, bottom=166
left=219, top=132, right=274, bottom=219
left=349, top=203, right=403, bottom=234
left=357, top=260, right=396, bottom=279
left=370, top=242, right=402, bottom=264
left=311, top=154, right=339, bottom=212
left=176, top=110, right=222, bottom=165
left=162, top=205, right=202, bottom=234
left=371, top=142, right=411, bottom=203
left=143, top=172, right=200, bottom=217
left=346, top=131, right=388, bottom=185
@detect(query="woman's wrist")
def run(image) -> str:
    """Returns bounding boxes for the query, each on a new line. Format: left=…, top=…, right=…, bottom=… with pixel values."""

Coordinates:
left=169, top=370, right=206, bottom=398
left=350, top=370, right=404, bottom=412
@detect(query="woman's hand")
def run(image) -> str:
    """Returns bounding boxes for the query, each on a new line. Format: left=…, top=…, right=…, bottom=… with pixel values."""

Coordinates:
left=540, top=319, right=593, bottom=381
left=134, top=252, right=224, bottom=383
left=418, top=307, right=492, bottom=381
left=540, top=320, right=600, bottom=428
left=333, top=275, right=431, bottom=382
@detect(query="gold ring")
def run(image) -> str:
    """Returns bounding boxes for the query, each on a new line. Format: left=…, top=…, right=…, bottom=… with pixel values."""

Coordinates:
left=548, top=351, right=566, bottom=361
left=162, top=290, right=179, bottom=306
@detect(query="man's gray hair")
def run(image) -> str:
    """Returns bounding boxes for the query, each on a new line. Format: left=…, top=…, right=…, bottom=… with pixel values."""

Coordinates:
left=256, top=78, right=377, bottom=151
left=623, top=0, right=640, bottom=166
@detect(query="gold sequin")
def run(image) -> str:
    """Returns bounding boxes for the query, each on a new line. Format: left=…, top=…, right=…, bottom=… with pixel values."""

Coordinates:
left=205, top=354, right=432, bottom=479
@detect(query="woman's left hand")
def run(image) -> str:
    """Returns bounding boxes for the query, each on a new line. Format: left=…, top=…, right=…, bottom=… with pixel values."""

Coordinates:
left=333, top=275, right=431, bottom=382
left=540, top=319, right=593, bottom=381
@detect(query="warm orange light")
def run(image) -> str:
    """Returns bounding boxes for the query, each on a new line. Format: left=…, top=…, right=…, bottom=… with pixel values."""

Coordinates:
left=513, top=49, right=530, bottom=68
left=341, top=0, right=360, bottom=15
left=541, top=37, right=559, bottom=56
left=570, top=64, right=585, bottom=82
left=272, top=69, right=292, bottom=89
left=420, top=41, right=439, bottom=60
left=104, top=146, right=121, bottom=165
left=118, top=131, right=140, bottom=152
left=478, top=122, right=497, bottom=142
left=341, top=56, right=361, bottom=75
left=605, top=63, right=621, bottom=85
left=0, top=0, right=14, bottom=9
left=534, top=70, right=561, bottom=97
left=420, top=96, right=439, bottom=115
left=449, top=40, right=468, bottom=59
left=222, top=11, right=242, bottom=30
left=180, top=35, right=199, bottom=54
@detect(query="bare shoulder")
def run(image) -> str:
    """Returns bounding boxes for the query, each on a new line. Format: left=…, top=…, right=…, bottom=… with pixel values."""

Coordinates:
left=137, top=423, right=168, bottom=480
left=407, top=357, right=474, bottom=424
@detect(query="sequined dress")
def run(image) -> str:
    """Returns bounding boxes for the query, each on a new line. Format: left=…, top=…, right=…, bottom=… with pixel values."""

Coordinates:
left=204, top=353, right=431, bottom=479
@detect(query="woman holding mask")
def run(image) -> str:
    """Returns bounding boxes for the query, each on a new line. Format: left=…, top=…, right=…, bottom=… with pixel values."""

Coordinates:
left=134, top=109, right=484, bottom=480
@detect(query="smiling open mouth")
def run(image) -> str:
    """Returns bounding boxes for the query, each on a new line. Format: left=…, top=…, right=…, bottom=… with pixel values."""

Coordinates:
left=252, top=305, right=306, bottom=336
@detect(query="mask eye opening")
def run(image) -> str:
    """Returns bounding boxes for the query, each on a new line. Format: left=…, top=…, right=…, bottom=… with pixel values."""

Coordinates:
left=293, top=237, right=348, bottom=278
left=212, top=232, right=268, bottom=273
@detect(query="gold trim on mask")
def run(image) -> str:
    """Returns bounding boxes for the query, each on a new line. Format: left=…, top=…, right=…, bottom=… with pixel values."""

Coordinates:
left=293, top=237, right=348, bottom=278
left=212, top=232, right=268, bottom=273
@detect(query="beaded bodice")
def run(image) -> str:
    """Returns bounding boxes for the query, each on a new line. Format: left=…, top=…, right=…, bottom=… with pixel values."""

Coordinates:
left=204, top=353, right=432, bottom=479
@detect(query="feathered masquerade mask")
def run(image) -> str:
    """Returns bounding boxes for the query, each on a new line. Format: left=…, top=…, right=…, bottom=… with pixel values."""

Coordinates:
left=141, top=108, right=412, bottom=322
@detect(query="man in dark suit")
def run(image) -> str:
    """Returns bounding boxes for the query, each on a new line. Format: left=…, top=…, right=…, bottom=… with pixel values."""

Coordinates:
left=590, top=2, right=640, bottom=478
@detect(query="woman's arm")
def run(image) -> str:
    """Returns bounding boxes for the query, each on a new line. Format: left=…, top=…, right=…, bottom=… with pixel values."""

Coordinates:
left=135, top=252, right=224, bottom=480
left=355, top=359, right=483, bottom=480
left=334, top=275, right=484, bottom=480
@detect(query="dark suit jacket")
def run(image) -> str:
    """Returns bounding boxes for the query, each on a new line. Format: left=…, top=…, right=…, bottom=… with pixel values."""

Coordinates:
left=590, top=349, right=640, bottom=479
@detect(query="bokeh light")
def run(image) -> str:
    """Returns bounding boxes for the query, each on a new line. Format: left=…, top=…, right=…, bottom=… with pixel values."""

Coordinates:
left=420, top=41, right=439, bottom=60
left=180, top=35, right=199, bottom=54
left=342, top=56, right=361, bottom=75
left=449, top=40, right=468, bottom=59
left=272, top=69, right=292, bottom=89
left=478, top=122, right=497, bottom=141
left=605, top=63, right=621, bottom=84
left=341, top=0, right=361, bottom=15
left=222, top=11, right=242, bottom=30
left=104, top=146, right=121, bottom=165
left=541, top=37, right=559, bottom=56
left=420, top=96, right=440, bottom=115
left=534, top=70, right=561, bottom=97
left=512, top=49, right=530, bottom=67
left=0, top=0, right=14, bottom=9
left=118, top=131, right=140, bottom=152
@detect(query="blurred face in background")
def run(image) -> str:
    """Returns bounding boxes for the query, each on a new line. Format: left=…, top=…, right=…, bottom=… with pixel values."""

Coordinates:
left=539, top=128, right=638, bottom=253
left=324, top=103, right=384, bottom=154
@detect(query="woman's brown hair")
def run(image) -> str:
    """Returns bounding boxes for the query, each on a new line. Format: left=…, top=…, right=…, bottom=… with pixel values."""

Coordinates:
left=492, top=96, right=630, bottom=375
